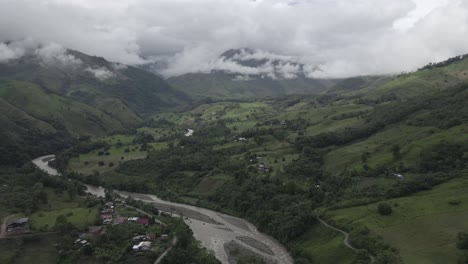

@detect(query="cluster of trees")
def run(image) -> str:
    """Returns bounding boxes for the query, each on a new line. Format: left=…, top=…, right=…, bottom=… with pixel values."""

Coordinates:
left=456, top=232, right=468, bottom=263
left=0, top=128, right=73, bottom=167
left=419, top=142, right=468, bottom=172
left=408, top=85, right=468, bottom=129
left=0, top=165, right=85, bottom=214
left=419, top=54, right=467, bottom=71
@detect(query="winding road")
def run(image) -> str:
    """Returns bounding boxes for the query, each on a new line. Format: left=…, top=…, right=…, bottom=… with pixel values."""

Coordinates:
left=32, top=155, right=293, bottom=264
left=317, top=216, right=375, bottom=263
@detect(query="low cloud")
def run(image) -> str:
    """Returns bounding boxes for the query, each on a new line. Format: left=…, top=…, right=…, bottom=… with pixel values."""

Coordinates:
left=232, top=75, right=254, bottom=81
left=0, top=0, right=466, bottom=78
left=34, top=43, right=82, bottom=67
left=0, top=43, right=25, bottom=62
left=85, top=66, right=115, bottom=80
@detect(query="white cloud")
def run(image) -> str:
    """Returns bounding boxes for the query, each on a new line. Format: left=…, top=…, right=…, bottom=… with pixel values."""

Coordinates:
left=34, top=43, right=82, bottom=66
left=232, top=75, right=254, bottom=81
left=85, top=66, right=115, bottom=80
left=0, top=0, right=465, bottom=78
left=111, top=62, right=128, bottom=70
left=0, top=43, right=24, bottom=62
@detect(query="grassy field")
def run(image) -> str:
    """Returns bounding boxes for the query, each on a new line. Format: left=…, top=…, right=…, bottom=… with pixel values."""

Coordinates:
left=293, top=224, right=355, bottom=263
left=324, top=123, right=468, bottom=174
left=190, top=174, right=233, bottom=197
left=96, top=134, right=135, bottom=145
left=30, top=207, right=98, bottom=231
left=342, top=57, right=468, bottom=101
left=27, top=188, right=99, bottom=231
left=68, top=144, right=147, bottom=175
left=328, top=176, right=468, bottom=264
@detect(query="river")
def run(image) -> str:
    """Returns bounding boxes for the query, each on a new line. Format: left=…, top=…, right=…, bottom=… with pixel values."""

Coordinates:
left=32, top=155, right=293, bottom=264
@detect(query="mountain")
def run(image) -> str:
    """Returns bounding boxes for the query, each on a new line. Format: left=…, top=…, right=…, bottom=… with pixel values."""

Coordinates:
left=167, top=48, right=339, bottom=100
left=0, top=44, right=191, bottom=165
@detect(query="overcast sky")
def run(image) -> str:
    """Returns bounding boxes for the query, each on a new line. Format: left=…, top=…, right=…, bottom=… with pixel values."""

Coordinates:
left=0, top=0, right=466, bottom=78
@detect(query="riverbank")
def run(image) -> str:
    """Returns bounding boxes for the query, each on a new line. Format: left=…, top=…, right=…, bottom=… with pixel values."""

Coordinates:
left=32, top=155, right=293, bottom=264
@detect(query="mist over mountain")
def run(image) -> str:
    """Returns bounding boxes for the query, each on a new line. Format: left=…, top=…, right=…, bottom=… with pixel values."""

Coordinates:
left=164, top=48, right=340, bottom=100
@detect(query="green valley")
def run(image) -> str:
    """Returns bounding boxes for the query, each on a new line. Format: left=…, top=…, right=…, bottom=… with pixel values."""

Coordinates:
left=3, top=44, right=468, bottom=264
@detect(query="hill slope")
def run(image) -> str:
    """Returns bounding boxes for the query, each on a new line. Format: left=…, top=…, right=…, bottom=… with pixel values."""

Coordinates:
left=70, top=53, right=468, bottom=263
left=0, top=44, right=192, bottom=165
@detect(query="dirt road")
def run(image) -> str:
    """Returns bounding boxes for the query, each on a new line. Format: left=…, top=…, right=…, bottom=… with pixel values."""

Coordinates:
left=317, top=216, right=375, bottom=263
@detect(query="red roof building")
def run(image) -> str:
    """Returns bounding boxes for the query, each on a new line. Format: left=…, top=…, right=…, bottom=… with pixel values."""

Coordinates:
left=146, top=233, right=157, bottom=241
left=136, top=218, right=149, bottom=225
left=116, top=216, right=126, bottom=224
left=101, top=214, right=113, bottom=220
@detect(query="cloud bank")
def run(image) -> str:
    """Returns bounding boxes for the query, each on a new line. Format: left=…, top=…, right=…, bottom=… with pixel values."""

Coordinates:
left=0, top=0, right=466, bottom=78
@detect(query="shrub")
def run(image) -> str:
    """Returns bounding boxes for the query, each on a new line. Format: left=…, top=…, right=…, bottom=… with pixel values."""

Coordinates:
left=448, top=199, right=462, bottom=205
left=457, top=232, right=468, bottom=250
left=377, top=203, right=392, bottom=215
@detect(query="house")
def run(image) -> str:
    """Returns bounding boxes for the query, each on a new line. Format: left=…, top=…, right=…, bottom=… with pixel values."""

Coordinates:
left=146, top=233, right=157, bottom=241
left=127, top=217, right=139, bottom=222
left=80, top=226, right=104, bottom=238
left=7, top=218, right=29, bottom=230
left=160, top=234, right=169, bottom=241
left=132, top=235, right=146, bottom=242
left=257, top=163, right=270, bottom=173
left=101, top=214, right=113, bottom=220
left=238, top=137, right=247, bottom=141
left=103, top=219, right=112, bottom=225
left=115, top=216, right=126, bottom=225
left=105, top=202, right=114, bottom=208
left=392, top=173, right=404, bottom=179
left=132, top=241, right=152, bottom=251
left=101, top=208, right=114, bottom=214
left=137, top=218, right=149, bottom=225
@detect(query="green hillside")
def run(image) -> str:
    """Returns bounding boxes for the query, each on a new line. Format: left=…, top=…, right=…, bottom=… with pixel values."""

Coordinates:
left=0, top=79, right=129, bottom=136
left=58, top=54, right=468, bottom=263
left=0, top=47, right=194, bottom=166
left=168, top=72, right=336, bottom=100
left=0, top=49, right=191, bottom=115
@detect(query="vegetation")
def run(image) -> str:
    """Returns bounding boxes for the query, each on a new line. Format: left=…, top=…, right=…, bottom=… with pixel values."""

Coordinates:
left=377, top=203, right=392, bottom=216
left=4, top=49, right=468, bottom=263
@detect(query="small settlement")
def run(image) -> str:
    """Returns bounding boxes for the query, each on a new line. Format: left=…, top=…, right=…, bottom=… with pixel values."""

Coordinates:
left=95, top=201, right=170, bottom=252
left=1, top=190, right=173, bottom=263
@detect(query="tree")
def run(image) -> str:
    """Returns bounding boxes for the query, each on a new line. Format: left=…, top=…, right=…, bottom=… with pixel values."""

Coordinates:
left=377, top=203, right=392, bottom=215
left=361, top=151, right=370, bottom=163
left=457, top=232, right=468, bottom=250
left=54, top=215, right=74, bottom=233
left=391, top=145, right=401, bottom=160
left=352, top=249, right=371, bottom=264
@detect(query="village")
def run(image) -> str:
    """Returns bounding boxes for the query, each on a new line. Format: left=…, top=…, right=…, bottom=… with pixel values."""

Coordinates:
left=1, top=192, right=176, bottom=264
